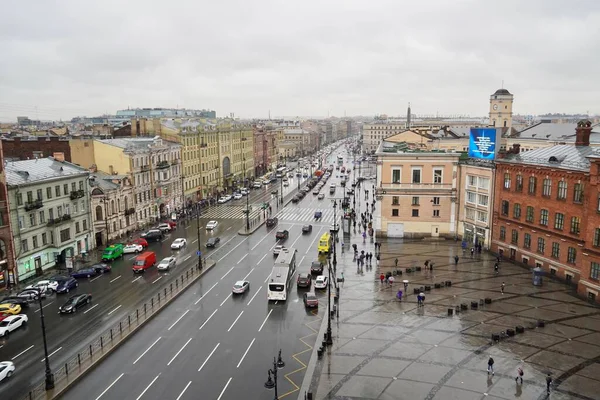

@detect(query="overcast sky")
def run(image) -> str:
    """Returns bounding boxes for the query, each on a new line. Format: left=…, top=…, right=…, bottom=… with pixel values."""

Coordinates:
left=1, top=0, right=598, bottom=122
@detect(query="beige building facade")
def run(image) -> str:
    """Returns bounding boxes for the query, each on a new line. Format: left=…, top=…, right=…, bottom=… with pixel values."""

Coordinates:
left=457, top=161, right=495, bottom=248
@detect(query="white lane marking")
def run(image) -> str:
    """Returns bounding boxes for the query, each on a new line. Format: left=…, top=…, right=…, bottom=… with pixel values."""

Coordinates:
left=299, top=255, right=305, bottom=266
left=247, top=286, right=262, bottom=306
left=11, top=345, right=34, bottom=360
left=40, top=346, right=62, bottom=362
left=290, top=234, right=302, bottom=248
left=34, top=301, right=53, bottom=313
left=236, top=337, right=256, bottom=368
left=168, top=310, right=190, bottom=331
left=152, top=277, right=162, bottom=284
left=258, top=254, right=267, bottom=264
left=227, top=310, right=244, bottom=332
left=186, top=224, right=192, bottom=230
left=199, top=309, right=218, bottom=331
left=258, top=309, right=273, bottom=332
left=83, top=304, right=99, bottom=314
left=167, top=337, right=193, bottom=366
left=95, top=373, right=124, bottom=400
left=221, top=267, right=234, bottom=280
left=135, top=373, right=160, bottom=400
left=110, top=275, right=122, bottom=283
left=131, top=276, right=141, bottom=283
left=0, top=345, right=3, bottom=350
left=237, top=254, right=247, bottom=264
left=107, top=305, right=122, bottom=315
left=191, top=239, right=198, bottom=244
left=198, top=343, right=220, bottom=372
left=161, top=237, right=169, bottom=242
left=217, top=377, right=233, bottom=400
left=217, top=236, right=247, bottom=263
left=194, top=282, right=219, bottom=305
left=243, top=268, right=255, bottom=280
left=133, top=337, right=162, bottom=365
left=219, top=293, right=232, bottom=307
left=264, top=274, right=271, bottom=283
left=307, top=226, right=323, bottom=254
left=128, top=255, right=137, bottom=261
left=182, top=255, right=191, bottom=262
left=90, top=275, right=103, bottom=283
left=175, top=381, right=192, bottom=400
left=226, top=227, right=231, bottom=231
left=250, top=231, right=270, bottom=251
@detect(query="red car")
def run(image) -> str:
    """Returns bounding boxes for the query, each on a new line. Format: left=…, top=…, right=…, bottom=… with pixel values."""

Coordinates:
left=167, top=221, right=177, bottom=230
left=0, top=313, right=10, bottom=322
left=132, top=238, right=149, bottom=248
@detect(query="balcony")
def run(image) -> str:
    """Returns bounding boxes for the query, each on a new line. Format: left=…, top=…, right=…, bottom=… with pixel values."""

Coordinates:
left=377, top=182, right=453, bottom=194
left=156, top=160, right=170, bottom=170
left=125, top=207, right=136, bottom=216
left=70, top=189, right=85, bottom=200
left=24, top=199, right=44, bottom=211
left=47, top=214, right=71, bottom=226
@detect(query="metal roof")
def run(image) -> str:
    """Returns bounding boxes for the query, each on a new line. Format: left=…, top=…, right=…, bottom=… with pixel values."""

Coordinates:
left=500, top=144, right=598, bottom=171
left=5, top=157, right=89, bottom=186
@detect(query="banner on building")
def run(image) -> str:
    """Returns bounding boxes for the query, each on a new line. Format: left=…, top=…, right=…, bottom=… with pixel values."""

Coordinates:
left=468, top=128, right=500, bottom=160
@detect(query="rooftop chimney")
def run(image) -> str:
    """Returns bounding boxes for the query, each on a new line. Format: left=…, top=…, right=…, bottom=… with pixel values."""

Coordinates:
left=575, top=119, right=592, bottom=147
left=511, top=143, right=520, bottom=154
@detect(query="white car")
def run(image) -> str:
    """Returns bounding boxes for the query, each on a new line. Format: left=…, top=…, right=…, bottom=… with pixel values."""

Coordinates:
left=170, top=238, right=187, bottom=249
left=157, top=257, right=177, bottom=271
left=233, top=193, right=243, bottom=200
left=253, top=182, right=262, bottom=189
left=206, top=220, right=218, bottom=230
left=318, top=194, right=325, bottom=200
left=0, top=361, right=15, bottom=382
left=0, top=315, right=28, bottom=337
left=314, top=276, right=329, bottom=289
left=217, top=197, right=227, bottom=204
left=123, top=244, right=144, bottom=254
left=232, top=280, right=250, bottom=294
left=273, top=245, right=287, bottom=255
left=25, top=280, right=58, bottom=293
left=283, top=182, right=289, bottom=187
left=157, top=223, right=172, bottom=232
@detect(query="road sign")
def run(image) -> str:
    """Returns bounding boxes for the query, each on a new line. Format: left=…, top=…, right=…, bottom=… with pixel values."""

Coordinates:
left=196, top=251, right=202, bottom=256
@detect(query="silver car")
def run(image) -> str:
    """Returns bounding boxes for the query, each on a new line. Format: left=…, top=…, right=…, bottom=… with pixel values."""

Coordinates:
left=157, top=256, right=177, bottom=271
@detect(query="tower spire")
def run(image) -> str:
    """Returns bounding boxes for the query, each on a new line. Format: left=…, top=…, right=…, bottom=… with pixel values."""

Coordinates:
left=407, top=102, right=412, bottom=129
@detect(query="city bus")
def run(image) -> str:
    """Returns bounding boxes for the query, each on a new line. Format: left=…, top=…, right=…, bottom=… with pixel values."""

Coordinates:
left=275, top=167, right=287, bottom=178
left=337, top=155, right=344, bottom=166
left=317, top=232, right=331, bottom=254
left=267, top=248, right=297, bottom=301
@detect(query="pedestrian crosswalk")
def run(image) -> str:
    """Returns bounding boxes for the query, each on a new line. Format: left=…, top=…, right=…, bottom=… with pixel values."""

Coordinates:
left=277, top=207, right=337, bottom=224
left=200, top=204, right=263, bottom=220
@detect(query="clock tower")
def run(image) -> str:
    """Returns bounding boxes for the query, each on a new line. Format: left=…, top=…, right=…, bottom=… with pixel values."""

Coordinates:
left=489, top=88, right=514, bottom=130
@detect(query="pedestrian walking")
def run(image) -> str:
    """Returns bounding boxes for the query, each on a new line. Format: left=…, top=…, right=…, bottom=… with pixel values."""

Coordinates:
left=487, top=356, right=495, bottom=375
left=396, top=289, right=403, bottom=301
left=494, top=263, right=499, bottom=274
left=380, top=273, right=385, bottom=284
left=395, top=258, right=399, bottom=268
left=417, top=294, right=422, bottom=306
left=389, top=276, right=395, bottom=287
left=501, top=282, right=505, bottom=294
left=515, top=366, right=524, bottom=384
left=454, top=255, right=459, bottom=266
left=546, top=374, right=552, bottom=394
left=420, top=292, right=425, bottom=306
left=470, top=247, right=475, bottom=257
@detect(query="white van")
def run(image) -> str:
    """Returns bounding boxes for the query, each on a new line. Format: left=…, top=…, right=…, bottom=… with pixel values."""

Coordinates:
left=253, top=182, right=262, bottom=189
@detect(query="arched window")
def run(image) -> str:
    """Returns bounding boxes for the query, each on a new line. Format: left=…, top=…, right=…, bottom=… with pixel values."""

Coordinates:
left=124, top=197, right=129, bottom=210
left=95, top=205, right=103, bottom=221
left=111, top=200, right=115, bottom=215
left=113, top=222, right=117, bottom=233
left=117, top=199, right=121, bottom=212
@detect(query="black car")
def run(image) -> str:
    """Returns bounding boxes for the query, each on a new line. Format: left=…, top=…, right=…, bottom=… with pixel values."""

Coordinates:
left=206, top=237, right=221, bottom=248
left=310, top=261, right=324, bottom=275
left=303, top=293, right=319, bottom=308
left=266, top=217, right=278, bottom=227
left=291, top=196, right=300, bottom=204
left=297, top=273, right=312, bottom=288
left=141, top=229, right=163, bottom=242
left=59, top=294, right=92, bottom=314
left=91, top=263, right=112, bottom=274
left=302, top=224, right=313, bottom=234
left=276, top=230, right=289, bottom=240
left=0, top=296, right=29, bottom=309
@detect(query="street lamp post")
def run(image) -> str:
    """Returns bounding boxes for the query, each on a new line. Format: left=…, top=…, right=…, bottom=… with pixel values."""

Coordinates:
left=265, top=350, right=285, bottom=400
left=101, top=196, right=109, bottom=247
left=196, top=211, right=203, bottom=270
left=331, top=200, right=338, bottom=272
left=245, top=189, right=250, bottom=231
left=326, top=256, right=333, bottom=346
left=279, top=176, right=283, bottom=205
left=35, top=288, right=54, bottom=390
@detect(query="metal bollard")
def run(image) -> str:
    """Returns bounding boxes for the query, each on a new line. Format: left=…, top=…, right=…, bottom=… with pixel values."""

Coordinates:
left=176, top=280, right=178, bottom=288
left=100, top=336, right=103, bottom=348
left=164, top=288, right=167, bottom=297
left=186, top=270, right=189, bottom=279
left=181, top=276, right=184, bottom=285
left=144, top=304, right=147, bottom=313
left=119, top=322, right=122, bottom=333
left=158, top=292, right=161, bottom=302
left=151, top=298, right=154, bottom=308
left=110, top=329, right=113, bottom=340
left=128, top=315, right=131, bottom=325
left=78, top=353, right=81, bottom=365
left=89, top=345, right=93, bottom=356
left=170, top=283, right=173, bottom=292
left=137, top=309, right=139, bottom=319
left=29, top=391, right=33, bottom=400
left=65, top=363, right=68, bottom=375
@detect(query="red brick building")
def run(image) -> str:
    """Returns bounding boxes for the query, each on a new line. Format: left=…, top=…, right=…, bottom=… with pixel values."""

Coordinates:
left=2, top=136, right=72, bottom=162
left=492, top=120, right=600, bottom=302
left=0, top=140, right=16, bottom=287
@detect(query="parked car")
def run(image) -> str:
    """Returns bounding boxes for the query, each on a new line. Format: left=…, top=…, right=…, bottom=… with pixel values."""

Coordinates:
left=131, top=238, right=149, bottom=248
left=283, top=182, right=289, bottom=187
left=303, top=293, right=319, bottom=308
left=276, top=230, right=289, bottom=240
left=92, top=263, right=112, bottom=274
left=0, top=297, right=29, bottom=309
left=314, top=275, right=329, bottom=289
left=157, top=256, right=177, bottom=271
left=297, top=273, right=312, bottom=288
left=206, top=220, right=219, bottom=230
left=101, top=244, right=124, bottom=261
left=233, top=193, right=243, bottom=200
left=266, top=217, right=278, bottom=227
left=157, top=223, right=172, bottom=232
left=232, top=280, right=250, bottom=294
left=123, top=243, right=144, bottom=254
left=270, top=189, right=278, bottom=195
left=302, top=224, right=313, bottom=234
left=0, top=361, right=15, bottom=382
left=171, top=238, right=187, bottom=249
left=206, top=237, right=221, bottom=248
left=0, top=315, right=28, bottom=337
left=59, top=294, right=92, bottom=314
left=291, top=196, right=300, bottom=204
left=25, top=280, right=58, bottom=293
left=70, top=268, right=98, bottom=279
left=240, top=188, right=249, bottom=195
left=217, top=196, right=229, bottom=204
left=141, top=229, right=164, bottom=242
left=55, top=277, right=78, bottom=294
left=312, top=189, right=320, bottom=195
left=133, top=251, right=157, bottom=273
left=273, top=245, right=287, bottom=256
left=0, top=303, right=21, bottom=315
left=310, top=261, right=324, bottom=275
left=17, top=289, right=46, bottom=301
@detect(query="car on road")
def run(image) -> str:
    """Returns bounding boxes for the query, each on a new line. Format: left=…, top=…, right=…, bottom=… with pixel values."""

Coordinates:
left=232, top=280, right=250, bottom=294
left=206, top=220, right=219, bottom=230
left=26, top=279, right=59, bottom=293
left=317, top=193, right=325, bottom=200
left=302, top=224, right=313, bottom=234
left=283, top=181, right=289, bottom=187
left=70, top=267, right=98, bottom=279
left=312, top=189, right=320, bottom=195
left=310, top=261, right=324, bottom=275
left=17, top=289, right=47, bottom=301
left=141, top=229, right=164, bottom=242
left=276, top=230, right=289, bottom=240
left=253, top=182, right=262, bottom=189
left=0, top=297, right=29, bottom=309
left=123, top=243, right=144, bottom=254
left=291, top=196, right=300, bottom=203
left=131, top=238, right=149, bottom=249
left=314, top=275, right=329, bottom=289
left=206, top=237, right=221, bottom=248
left=55, top=277, right=78, bottom=294
left=101, top=244, right=124, bottom=261
left=303, top=293, right=319, bottom=308
left=59, top=294, right=92, bottom=314
left=157, top=223, right=173, bottom=232
left=297, top=273, right=312, bottom=288
left=170, top=238, right=187, bottom=249
left=92, top=263, right=112, bottom=274
left=157, top=256, right=177, bottom=271
left=233, top=193, right=243, bottom=200
left=0, top=303, right=21, bottom=315
left=217, top=196, right=229, bottom=204
left=0, top=315, right=28, bottom=337
left=133, top=251, right=157, bottom=273
left=273, top=245, right=287, bottom=256
left=347, top=188, right=354, bottom=195
left=240, top=188, right=249, bottom=195
left=0, top=361, right=15, bottom=382
left=266, top=217, right=278, bottom=227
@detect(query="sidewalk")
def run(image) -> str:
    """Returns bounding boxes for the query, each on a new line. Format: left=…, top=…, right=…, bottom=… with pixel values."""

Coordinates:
left=301, top=238, right=600, bottom=400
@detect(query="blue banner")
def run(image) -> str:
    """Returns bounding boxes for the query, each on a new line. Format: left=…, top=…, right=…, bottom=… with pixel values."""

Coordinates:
left=468, top=128, right=498, bottom=160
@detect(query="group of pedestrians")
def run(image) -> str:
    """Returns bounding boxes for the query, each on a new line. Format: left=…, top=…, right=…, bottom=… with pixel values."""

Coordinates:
left=487, top=356, right=553, bottom=394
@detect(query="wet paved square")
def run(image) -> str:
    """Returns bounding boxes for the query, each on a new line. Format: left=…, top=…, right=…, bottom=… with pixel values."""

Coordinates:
left=305, top=240, right=600, bottom=400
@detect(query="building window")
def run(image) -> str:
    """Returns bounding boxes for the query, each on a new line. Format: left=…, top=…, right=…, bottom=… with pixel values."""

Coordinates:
left=16, top=192, right=22, bottom=206
left=542, top=178, right=552, bottom=197
left=63, top=184, right=68, bottom=196
left=71, top=182, right=76, bottom=192
left=570, top=217, right=581, bottom=234
left=57, top=206, right=63, bottom=216
left=501, top=200, right=509, bottom=216
left=411, top=168, right=421, bottom=183
left=478, top=177, right=489, bottom=189
left=26, top=191, right=33, bottom=203
left=573, top=183, right=584, bottom=203
left=39, top=211, right=45, bottom=224
left=467, top=175, right=477, bottom=186
left=21, top=239, right=28, bottom=252
left=476, top=210, right=488, bottom=223
left=511, top=229, right=519, bottom=244
left=551, top=242, right=560, bottom=258
left=540, top=209, right=549, bottom=226
left=466, top=191, right=476, bottom=203
left=29, top=213, right=36, bottom=227
left=83, top=219, right=87, bottom=231
left=411, top=197, right=419, bottom=206
left=392, top=209, right=399, bottom=217
left=42, top=233, right=47, bottom=245
left=465, top=208, right=475, bottom=220
left=499, top=226, right=506, bottom=240
left=392, top=169, right=401, bottom=183
left=60, top=228, right=70, bottom=242
left=528, top=177, right=537, bottom=195
left=32, top=235, right=38, bottom=249
left=392, top=196, right=399, bottom=205
left=55, top=185, right=60, bottom=197
left=524, top=233, right=531, bottom=249
left=557, top=181, right=567, bottom=200
left=526, top=206, right=534, bottom=223
left=36, top=189, right=43, bottom=200
left=412, top=209, right=419, bottom=217
left=478, top=194, right=488, bottom=206
left=433, top=210, right=440, bottom=217
left=433, top=169, right=443, bottom=184
left=591, top=262, right=600, bottom=280
left=503, top=173, right=511, bottom=189
left=75, top=222, right=80, bottom=234
left=594, top=228, right=600, bottom=247
left=432, top=197, right=440, bottom=205
left=537, top=237, right=545, bottom=254
left=513, top=203, right=521, bottom=219
left=567, top=247, right=576, bottom=263
left=48, top=209, right=54, bottom=220
left=516, top=174, right=523, bottom=192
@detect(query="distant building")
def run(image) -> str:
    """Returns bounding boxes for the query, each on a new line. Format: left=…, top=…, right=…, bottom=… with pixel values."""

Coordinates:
left=1, top=136, right=72, bottom=162
left=489, top=88, right=514, bottom=129
left=117, top=108, right=216, bottom=119
left=0, top=141, right=16, bottom=288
